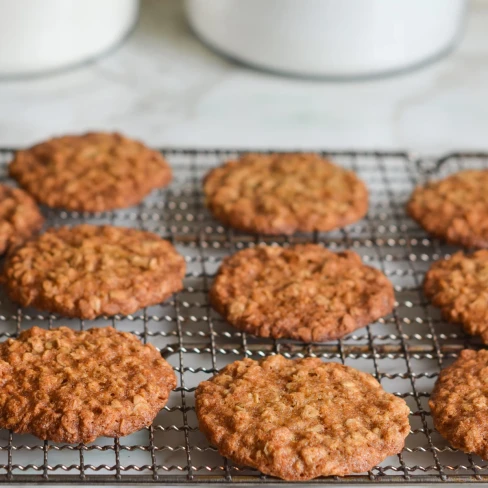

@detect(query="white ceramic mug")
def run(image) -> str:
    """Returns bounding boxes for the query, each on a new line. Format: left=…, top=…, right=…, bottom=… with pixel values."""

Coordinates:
left=185, top=0, right=466, bottom=78
left=0, top=0, right=139, bottom=76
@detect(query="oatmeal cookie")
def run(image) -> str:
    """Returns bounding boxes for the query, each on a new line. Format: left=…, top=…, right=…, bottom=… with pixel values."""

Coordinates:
left=210, top=244, right=394, bottom=342
left=203, top=153, right=368, bottom=235
left=430, top=349, right=488, bottom=458
left=0, top=326, right=176, bottom=443
left=424, top=250, right=488, bottom=343
left=9, top=132, right=172, bottom=212
left=3, top=224, right=185, bottom=319
left=196, top=355, right=410, bottom=480
left=407, top=169, right=488, bottom=248
left=0, top=183, right=44, bottom=254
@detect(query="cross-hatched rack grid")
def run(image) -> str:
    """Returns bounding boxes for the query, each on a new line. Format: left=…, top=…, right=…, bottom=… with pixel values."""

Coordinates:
left=0, top=148, right=486, bottom=485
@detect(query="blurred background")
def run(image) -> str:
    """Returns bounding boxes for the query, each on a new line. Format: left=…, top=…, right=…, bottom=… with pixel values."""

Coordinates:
left=0, top=0, right=486, bottom=154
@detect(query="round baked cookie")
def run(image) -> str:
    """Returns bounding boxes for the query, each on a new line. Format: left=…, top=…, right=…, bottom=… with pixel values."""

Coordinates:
left=3, top=224, right=186, bottom=319
left=203, top=153, right=368, bottom=235
left=408, top=169, right=488, bottom=248
left=0, top=326, right=176, bottom=443
left=196, top=355, right=410, bottom=480
left=9, top=132, right=172, bottom=212
left=424, top=250, right=488, bottom=343
left=0, top=183, right=44, bottom=254
left=430, top=349, right=488, bottom=458
left=210, top=244, right=394, bottom=342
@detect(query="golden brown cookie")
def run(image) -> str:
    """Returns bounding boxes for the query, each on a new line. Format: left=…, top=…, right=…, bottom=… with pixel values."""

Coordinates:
left=210, top=244, right=394, bottom=342
left=196, top=355, right=410, bottom=480
left=430, top=349, right=488, bottom=458
left=203, top=153, right=368, bottom=235
left=407, top=169, right=488, bottom=248
left=424, top=250, right=488, bottom=343
left=0, top=184, right=44, bottom=254
left=0, top=326, right=176, bottom=443
left=3, top=224, right=185, bottom=319
left=9, top=132, right=172, bottom=212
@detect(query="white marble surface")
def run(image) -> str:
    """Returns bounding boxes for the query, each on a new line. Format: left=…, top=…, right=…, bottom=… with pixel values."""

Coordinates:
left=0, top=0, right=487, bottom=155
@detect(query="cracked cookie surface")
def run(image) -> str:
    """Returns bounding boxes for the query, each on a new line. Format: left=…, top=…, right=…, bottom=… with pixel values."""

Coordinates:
left=424, top=250, right=488, bottom=343
left=0, top=326, right=176, bottom=443
left=408, top=169, right=488, bottom=248
left=210, top=244, right=394, bottom=342
left=9, top=132, right=172, bottom=212
left=0, top=184, right=44, bottom=254
left=195, top=355, right=410, bottom=480
left=203, top=153, right=368, bottom=235
left=3, top=224, right=185, bottom=319
left=430, top=349, right=488, bottom=458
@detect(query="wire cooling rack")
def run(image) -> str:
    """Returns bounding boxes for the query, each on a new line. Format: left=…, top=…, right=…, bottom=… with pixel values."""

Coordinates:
left=0, top=148, right=486, bottom=485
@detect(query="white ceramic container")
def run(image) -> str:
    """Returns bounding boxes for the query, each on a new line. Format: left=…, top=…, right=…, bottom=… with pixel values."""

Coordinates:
left=185, top=0, right=466, bottom=78
left=0, top=0, right=139, bottom=76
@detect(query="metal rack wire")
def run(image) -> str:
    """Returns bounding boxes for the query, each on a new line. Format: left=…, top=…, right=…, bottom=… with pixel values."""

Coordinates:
left=0, top=148, right=486, bottom=484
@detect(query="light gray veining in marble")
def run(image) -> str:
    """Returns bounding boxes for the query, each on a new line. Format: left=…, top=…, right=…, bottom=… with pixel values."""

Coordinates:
left=0, top=0, right=486, bottom=154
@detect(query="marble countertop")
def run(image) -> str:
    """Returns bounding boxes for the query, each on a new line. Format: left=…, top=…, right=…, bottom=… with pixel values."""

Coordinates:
left=0, top=0, right=487, bottom=156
